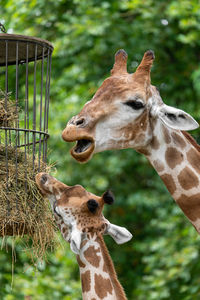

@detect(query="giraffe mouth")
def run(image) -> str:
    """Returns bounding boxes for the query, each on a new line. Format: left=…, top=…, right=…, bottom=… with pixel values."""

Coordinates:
left=71, top=138, right=95, bottom=163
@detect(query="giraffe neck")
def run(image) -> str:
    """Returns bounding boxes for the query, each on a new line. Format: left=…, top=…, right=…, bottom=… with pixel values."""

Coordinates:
left=77, top=233, right=127, bottom=300
left=146, top=120, right=200, bottom=232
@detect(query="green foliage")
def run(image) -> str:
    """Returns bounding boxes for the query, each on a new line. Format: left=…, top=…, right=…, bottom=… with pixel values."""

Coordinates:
left=0, top=236, right=81, bottom=300
left=1, top=0, right=200, bottom=299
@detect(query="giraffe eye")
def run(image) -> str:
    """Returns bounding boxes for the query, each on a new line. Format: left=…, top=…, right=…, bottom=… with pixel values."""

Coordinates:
left=87, top=199, right=99, bottom=213
left=124, top=100, right=144, bottom=110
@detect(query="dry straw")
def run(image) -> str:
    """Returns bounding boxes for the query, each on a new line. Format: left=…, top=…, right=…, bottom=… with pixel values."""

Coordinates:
left=0, top=94, right=57, bottom=259
left=0, top=91, right=18, bottom=127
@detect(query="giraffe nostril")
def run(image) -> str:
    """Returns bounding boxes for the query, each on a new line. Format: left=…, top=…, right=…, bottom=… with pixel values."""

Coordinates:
left=41, top=174, right=48, bottom=184
left=75, top=118, right=85, bottom=127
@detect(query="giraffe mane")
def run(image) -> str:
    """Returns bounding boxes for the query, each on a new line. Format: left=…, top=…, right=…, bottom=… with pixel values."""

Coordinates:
left=182, top=131, right=200, bottom=152
left=97, top=234, right=127, bottom=300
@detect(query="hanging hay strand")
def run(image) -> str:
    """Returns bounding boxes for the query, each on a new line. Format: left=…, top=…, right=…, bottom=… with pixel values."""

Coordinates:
left=0, top=144, right=57, bottom=258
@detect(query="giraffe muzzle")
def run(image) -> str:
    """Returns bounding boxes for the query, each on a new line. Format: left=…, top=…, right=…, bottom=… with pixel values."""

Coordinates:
left=62, top=124, right=95, bottom=163
left=70, top=137, right=95, bottom=163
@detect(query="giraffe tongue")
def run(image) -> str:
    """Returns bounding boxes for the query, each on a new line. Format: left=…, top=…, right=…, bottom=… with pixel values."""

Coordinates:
left=75, top=139, right=92, bottom=153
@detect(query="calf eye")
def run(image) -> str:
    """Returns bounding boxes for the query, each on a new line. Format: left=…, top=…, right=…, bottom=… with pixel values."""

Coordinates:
left=87, top=199, right=99, bottom=213
left=124, top=100, right=144, bottom=110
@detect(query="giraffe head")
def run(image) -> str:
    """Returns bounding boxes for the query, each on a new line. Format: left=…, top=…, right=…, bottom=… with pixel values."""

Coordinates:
left=62, top=50, right=199, bottom=162
left=35, top=173, right=132, bottom=254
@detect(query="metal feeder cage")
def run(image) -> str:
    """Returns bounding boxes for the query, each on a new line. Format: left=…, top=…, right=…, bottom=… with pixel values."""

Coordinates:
left=0, top=31, right=53, bottom=236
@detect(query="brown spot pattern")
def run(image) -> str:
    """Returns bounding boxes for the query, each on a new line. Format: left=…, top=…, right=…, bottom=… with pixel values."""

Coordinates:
left=177, top=193, right=200, bottom=222
left=94, top=274, right=113, bottom=299
left=161, top=174, right=176, bottom=195
left=178, top=167, right=199, bottom=190
left=139, top=112, right=148, bottom=132
left=81, top=239, right=88, bottom=248
left=76, top=255, right=86, bottom=268
left=153, top=160, right=164, bottom=172
left=151, top=136, right=160, bottom=150
left=84, top=246, right=101, bottom=268
left=81, top=270, right=91, bottom=293
left=163, top=126, right=171, bottom=144
left=187, top=148, right=200, bottom=175
left=172, top=132, right=186, bottom=148
left=165, top=147, right=183, bottom=169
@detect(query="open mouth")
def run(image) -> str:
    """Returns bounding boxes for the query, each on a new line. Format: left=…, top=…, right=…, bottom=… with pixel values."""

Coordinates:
left=71, top=138, right=95, bottom=162
left=74, top=139, right=92, bottom=153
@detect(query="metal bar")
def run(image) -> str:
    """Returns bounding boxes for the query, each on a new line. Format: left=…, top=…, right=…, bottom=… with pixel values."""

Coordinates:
left=43, top=48, right=49, bottom=162
left=17, top=135, right=49, bottom=148
left=45, top=53, right=51, bottom=162
left=25, top=43, right=30, bottom=153
left=5, top=40, right=10, bottom=215
left=38, top=46, right=45, bottom=171
left=15, top=41, right=19, bottom=138
left=0, top=126, right=50, bottom=135
left=0, top=23, right=6, bottom=33
left=45, top=52, right=52, bottom=163
left=4, top=40, right=12, bottom=145
left=24, top=42, right=29, bottom=193
left=32, top=44, right=37, bottom=171
left=15, top=42, right=19, bottom=202
left=8, top=125, right=11, bottom=145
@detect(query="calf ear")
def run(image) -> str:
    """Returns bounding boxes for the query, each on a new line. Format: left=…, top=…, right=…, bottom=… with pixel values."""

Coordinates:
left=106, top=223, right=132, bottom=244
left=156, top=104, right=199, bottom=131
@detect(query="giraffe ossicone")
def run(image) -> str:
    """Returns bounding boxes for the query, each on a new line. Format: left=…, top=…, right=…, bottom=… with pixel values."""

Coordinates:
left=62, top=49, right=200, bottom=233
left=36, top=173, right=132, bottom=300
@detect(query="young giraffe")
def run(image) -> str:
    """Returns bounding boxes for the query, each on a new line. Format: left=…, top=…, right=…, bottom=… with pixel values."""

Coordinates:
left=62, top=49, right=200, bottom=233
left=35, top=173, right=132, bottom=300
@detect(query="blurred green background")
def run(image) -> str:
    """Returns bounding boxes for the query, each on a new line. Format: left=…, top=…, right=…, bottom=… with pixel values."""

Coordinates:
left=1, top=0, right=200, bottom=299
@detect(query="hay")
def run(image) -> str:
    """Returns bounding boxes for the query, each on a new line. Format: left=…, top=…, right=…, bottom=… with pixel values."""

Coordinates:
left=0, top=91, right=57, bottom=259
left=0, top=91, right=18, bottom=127
left=0, top=145, right=57, bottom=258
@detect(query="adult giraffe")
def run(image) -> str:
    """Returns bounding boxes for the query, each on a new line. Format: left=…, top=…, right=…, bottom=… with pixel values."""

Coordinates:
left=36, top=173, right=132, bottom=300
left=62, top=49, right=200, bottom=233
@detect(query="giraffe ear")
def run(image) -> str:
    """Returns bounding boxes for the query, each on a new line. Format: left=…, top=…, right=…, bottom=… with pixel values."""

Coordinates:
left=106, top=223, right=132, bottom=244
left=70, top=227, right=82, bottom=254
left=156, top=104, right=199, bottom=131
